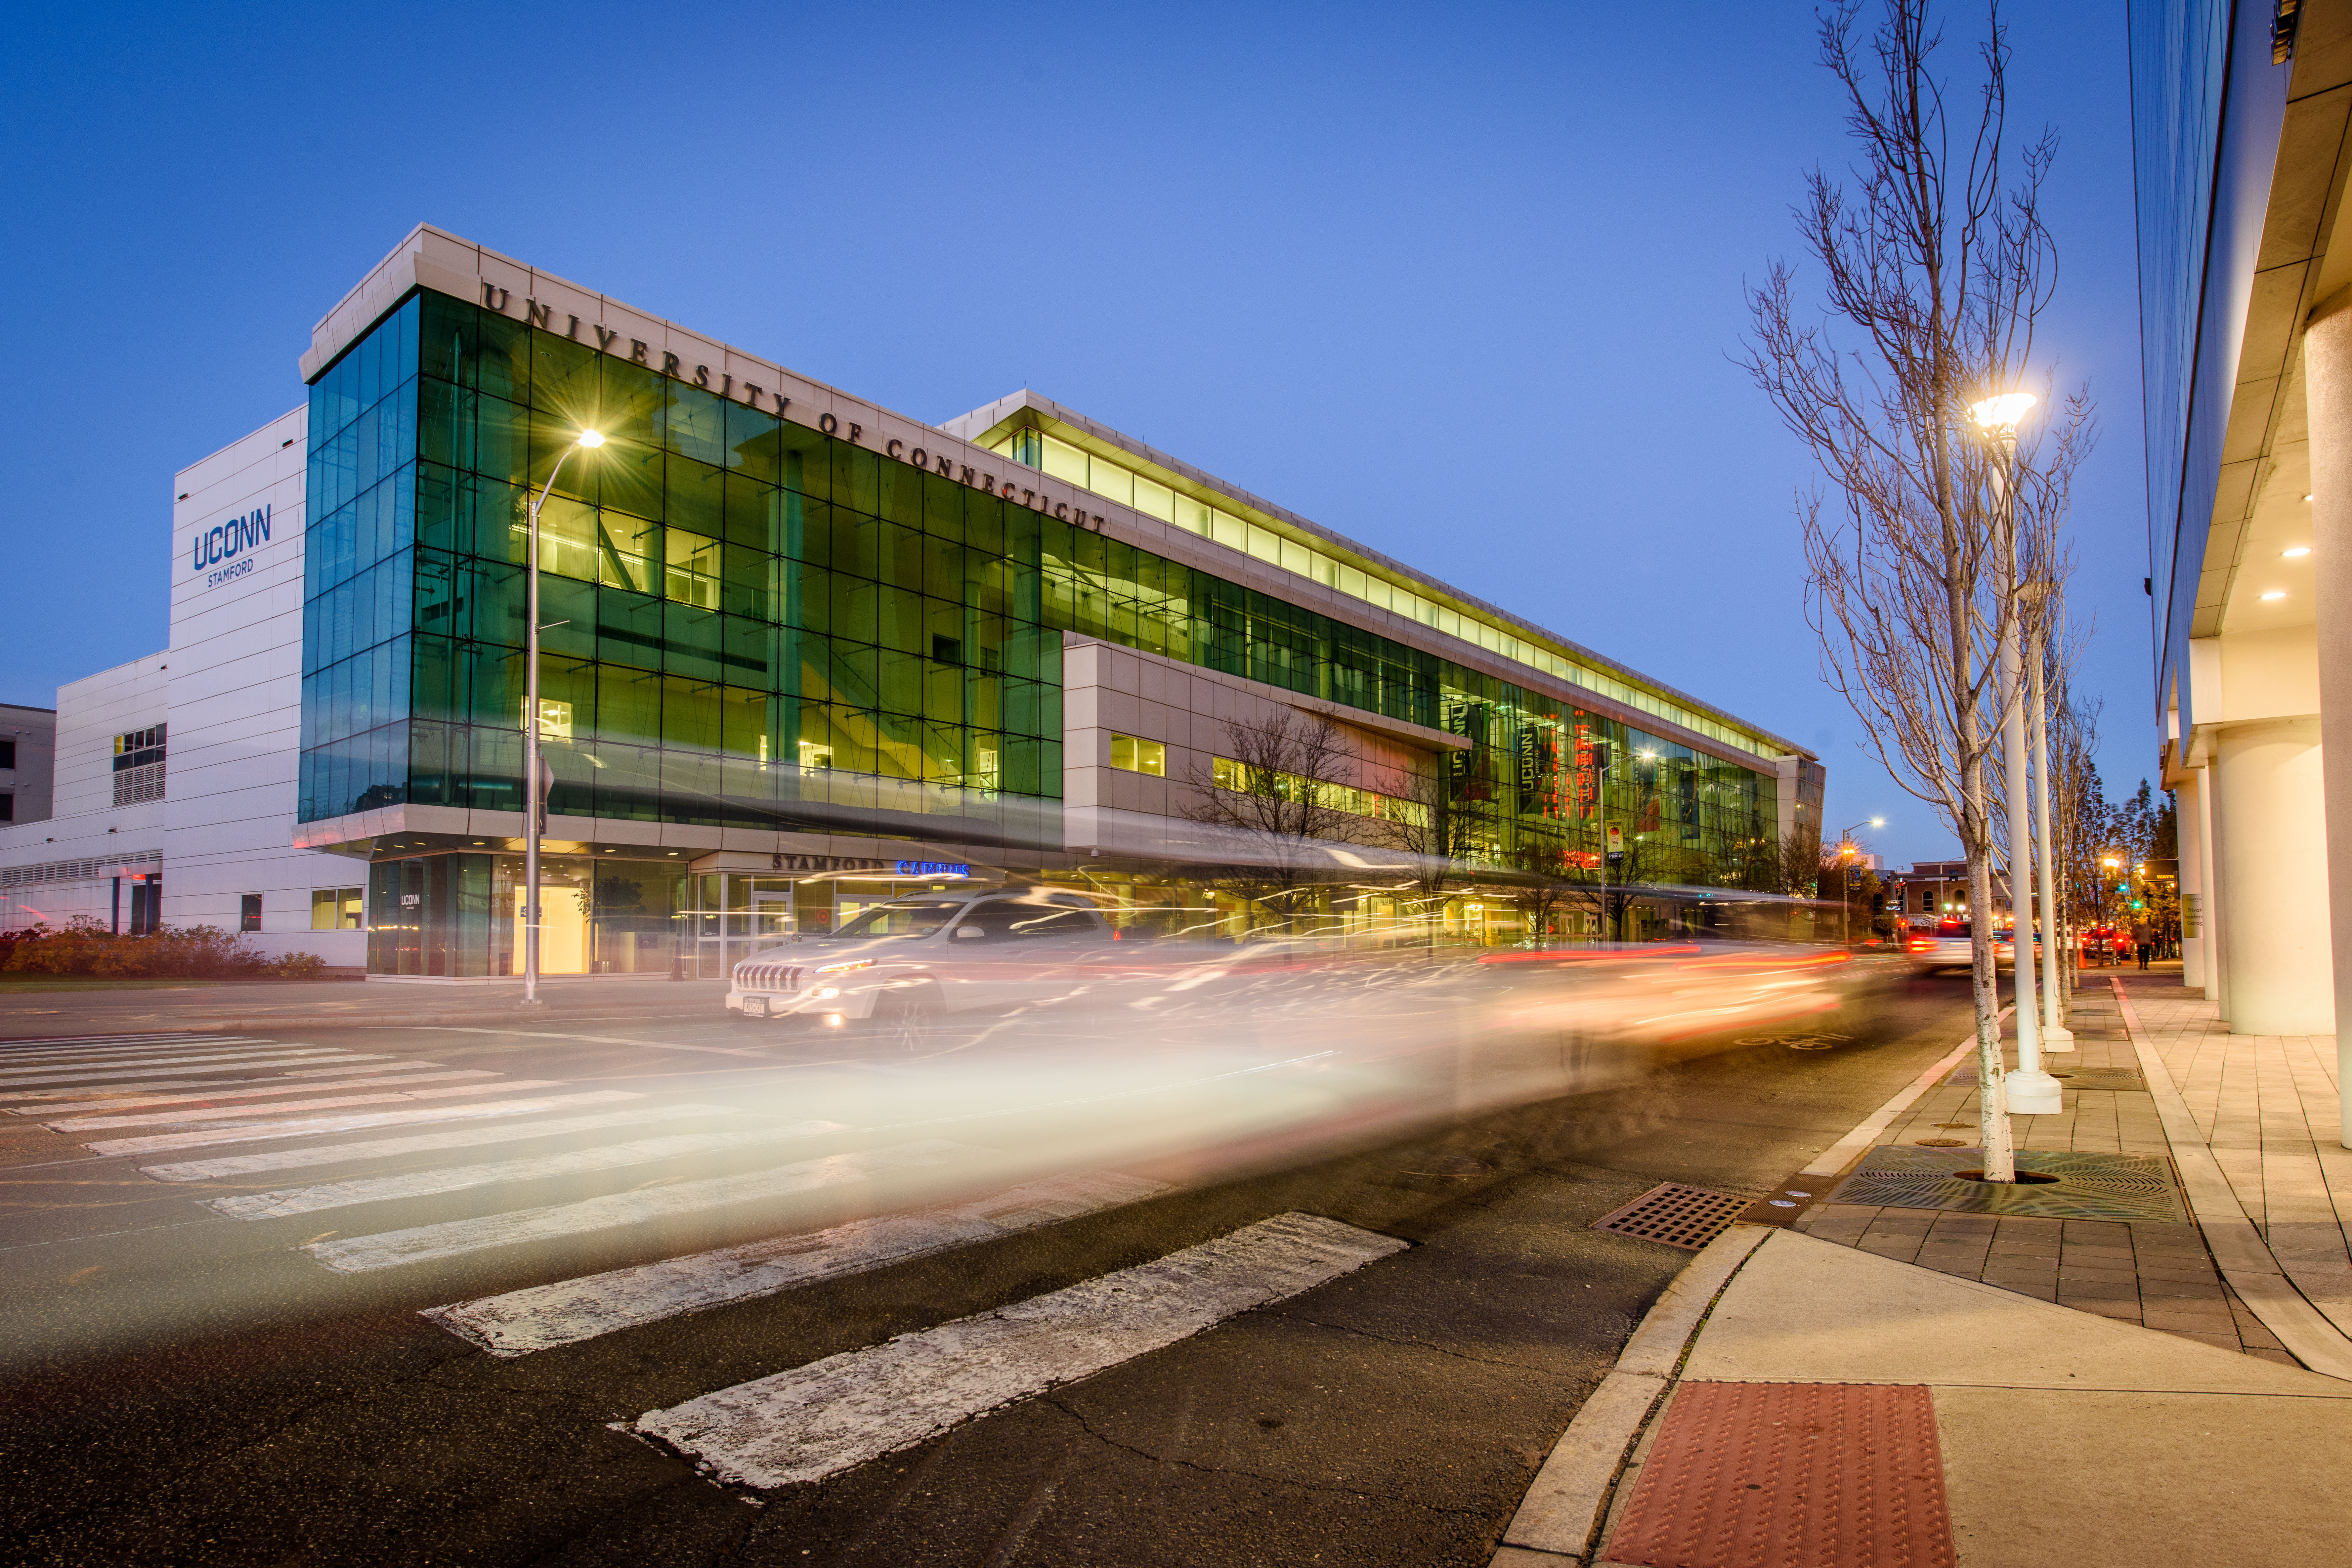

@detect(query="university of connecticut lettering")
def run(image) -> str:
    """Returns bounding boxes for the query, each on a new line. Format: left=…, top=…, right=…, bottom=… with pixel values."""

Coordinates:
left=192, top=504, right=270, bottom=589
left=482, top=285, right=1107, bottom=533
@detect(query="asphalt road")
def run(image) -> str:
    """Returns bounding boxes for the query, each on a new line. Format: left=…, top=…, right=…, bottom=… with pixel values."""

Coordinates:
left=0, top=964, right=1976, bottom=1567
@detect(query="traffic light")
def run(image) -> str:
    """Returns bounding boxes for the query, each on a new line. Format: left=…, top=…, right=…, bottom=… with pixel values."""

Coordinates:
left=2130, top=898, right=2145, bottom=911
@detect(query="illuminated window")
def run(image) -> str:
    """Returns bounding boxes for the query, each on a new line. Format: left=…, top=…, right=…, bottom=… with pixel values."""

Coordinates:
left=112, top=724, right=166, bottom=806
left=312, top=887, right=364, bottom=930
left=1109, top=734, right=1165, bottom=776
left=665, top=529, right=722, bottom=608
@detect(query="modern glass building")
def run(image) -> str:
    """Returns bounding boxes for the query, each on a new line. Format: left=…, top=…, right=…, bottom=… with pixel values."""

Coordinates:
left=279, top=226, right=1817, bottom=978
left=2126, top=0, right=2348, bottom=1045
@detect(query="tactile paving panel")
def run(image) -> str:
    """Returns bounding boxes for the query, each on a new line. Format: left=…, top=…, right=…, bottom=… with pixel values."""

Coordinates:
left=1590, top=1182, right=1751, bottom=1251
left=1604, top=1381, right=1955, bottom=1568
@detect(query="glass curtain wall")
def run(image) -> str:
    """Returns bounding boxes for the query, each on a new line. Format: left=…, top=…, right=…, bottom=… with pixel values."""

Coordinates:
left=300, top=288, right=1777, bottom=888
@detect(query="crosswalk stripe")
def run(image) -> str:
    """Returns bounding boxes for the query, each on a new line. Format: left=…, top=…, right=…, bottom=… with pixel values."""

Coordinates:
left=0, top=1038, right=291, bottom=1067
left=1, top=1060, right=443, bottom=1101
left=42, top=1081, right=568, bottom=1132
left=12, top=1070, right=500, bottom=1115
left=303, top=1141, right=981, bottom=1274
left=139, top=1104, right=744, bottom=1181
left=82, top=1091, right=648, bottom=1157
left=427, top=1171, right=1172, bottom=1357
left=0, top=1033, right=266, bottom=1054
left=0, top=1051, right=375, bottom=1086
left=632, top=1212, right=1405, bottom=1487
left=209, top=1119, right=851, bottom=1221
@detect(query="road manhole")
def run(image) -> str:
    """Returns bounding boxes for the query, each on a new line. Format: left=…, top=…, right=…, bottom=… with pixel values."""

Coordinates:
left=1914, top=1138, right=1968, bottom=1147
left=1591, top=1182, right=1750, bottom=1251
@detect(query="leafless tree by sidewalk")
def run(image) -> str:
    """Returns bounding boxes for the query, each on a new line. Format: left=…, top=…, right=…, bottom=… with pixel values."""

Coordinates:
left=1740, top=0, right=2093, bottom=1180
left=1184, top=710, right=1358, bottom=932
left=1375, top=760, right=1489, bottom=946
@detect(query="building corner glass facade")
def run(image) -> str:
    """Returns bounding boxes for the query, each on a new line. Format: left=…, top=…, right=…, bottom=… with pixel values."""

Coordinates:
left=301, top=285, right=1788, bottom=975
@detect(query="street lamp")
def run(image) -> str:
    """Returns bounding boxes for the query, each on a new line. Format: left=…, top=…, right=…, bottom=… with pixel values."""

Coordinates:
left=1971, top=390, right=2060, bottom=1115
left=1835, top=817, right=1884, bottom=948
left=520, top=429, right=604, bottom=1009
left=2021, top=580, right=2073, bottom=1049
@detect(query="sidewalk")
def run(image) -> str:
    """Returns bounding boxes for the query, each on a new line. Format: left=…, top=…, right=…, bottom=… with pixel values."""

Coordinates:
left=1495, top=973, right=2352, bottom=1566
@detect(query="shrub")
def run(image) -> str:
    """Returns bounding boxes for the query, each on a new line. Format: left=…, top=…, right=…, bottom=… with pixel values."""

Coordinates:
left=0, top=921, right=330, bottom=980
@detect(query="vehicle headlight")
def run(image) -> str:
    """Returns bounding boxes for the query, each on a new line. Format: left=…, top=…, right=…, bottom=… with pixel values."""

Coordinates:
left=815, top=959, right=875, bottom=975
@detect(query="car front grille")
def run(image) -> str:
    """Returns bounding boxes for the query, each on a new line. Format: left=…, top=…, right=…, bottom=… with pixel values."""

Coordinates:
left=735, top=961, right=806, bottom=993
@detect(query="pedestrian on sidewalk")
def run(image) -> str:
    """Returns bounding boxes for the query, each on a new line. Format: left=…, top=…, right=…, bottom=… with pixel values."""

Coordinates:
left=2133, top=918, right=2154, bottom=970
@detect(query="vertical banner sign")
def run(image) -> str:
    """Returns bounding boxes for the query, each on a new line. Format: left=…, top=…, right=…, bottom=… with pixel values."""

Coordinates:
left=1445, top=701, right=1490, bottom=801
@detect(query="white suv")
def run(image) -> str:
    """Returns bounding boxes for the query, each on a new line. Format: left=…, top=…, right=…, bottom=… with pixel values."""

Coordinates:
left=727, top=890, right=1114, bottom=1033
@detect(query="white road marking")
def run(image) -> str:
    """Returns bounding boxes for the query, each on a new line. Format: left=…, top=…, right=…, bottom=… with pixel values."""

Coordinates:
left=211, top=1119, right=849, bottom=1219
left=0, top=1040, right=314, bottom=1067
left=0, top=1060, right=442, bottom=1101
left=410, top=1026, right=777, bottom=1060
left=10, top=1071, right=498, bottom=1114
left=42, top=1081, right=567, bottom=1131
left=633, top=1211, right=1404, bottom=1487
left=304, top=1141, right=981, bottom=1274
left=0, top=1052, right=379, bottom=1087
left=0, top=1034, right=275, bottom=1057
left=139, top=1104, right=741, bottom=1181
left=428, top=1171, right=1170, bottom=1356
left=0, top=1032, right=245, bottom=1045
left=82, top=1091, right=647, bottom=1157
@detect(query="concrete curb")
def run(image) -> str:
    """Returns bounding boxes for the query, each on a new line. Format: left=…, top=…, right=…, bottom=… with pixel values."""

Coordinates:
left=1494, top=1223, right=1772, bottom=1565
left=2112, top=979, right=2352, bottom=1382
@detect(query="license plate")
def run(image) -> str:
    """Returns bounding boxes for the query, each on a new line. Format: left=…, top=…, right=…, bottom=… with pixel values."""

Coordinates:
left=741, top=997, right=767, bottom=1017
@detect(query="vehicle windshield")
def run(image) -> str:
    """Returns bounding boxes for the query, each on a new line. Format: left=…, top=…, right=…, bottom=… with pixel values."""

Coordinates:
left=1937, top=923, right=1972, bottom=938
left=824, top=900, right=967, bottom=941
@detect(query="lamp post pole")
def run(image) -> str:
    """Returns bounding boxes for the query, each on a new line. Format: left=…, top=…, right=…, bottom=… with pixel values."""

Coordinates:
left=2025, top=586, right=2074, bottom=1050
left=1975, top=397, right=2061, bottom=1116
left=521, top=431, right=603, bottom=1009
left=1833, top=818, right=1883, bottom=948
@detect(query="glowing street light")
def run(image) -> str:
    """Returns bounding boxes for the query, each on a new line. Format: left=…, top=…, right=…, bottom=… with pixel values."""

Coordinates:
left=521, top=430, right=604, bottom=1009
left=1969, top=392, right=2038, bottom=433
left=1971, top=388, right=2059, bottom=1111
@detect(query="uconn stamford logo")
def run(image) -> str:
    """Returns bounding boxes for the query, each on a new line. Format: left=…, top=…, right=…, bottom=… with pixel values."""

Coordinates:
left=192, top=504, right=270, bottom=588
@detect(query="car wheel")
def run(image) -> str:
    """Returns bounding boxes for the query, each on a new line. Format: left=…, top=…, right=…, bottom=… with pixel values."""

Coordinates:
left=863, top=985, right=941, bottom=1051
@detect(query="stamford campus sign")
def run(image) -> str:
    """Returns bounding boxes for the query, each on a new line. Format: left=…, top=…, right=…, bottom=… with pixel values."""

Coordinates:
left=481, top=285, right=1112, bottom=533
left=190, top=504, right=271, bottom=590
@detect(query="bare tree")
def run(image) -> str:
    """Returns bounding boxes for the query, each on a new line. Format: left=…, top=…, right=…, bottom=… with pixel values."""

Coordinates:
left=1740, top=0, right=2093, bottom=1180
left=1185, top=710, right=1358, bottom=933
left=1375, top=760, right=1490, bottom=946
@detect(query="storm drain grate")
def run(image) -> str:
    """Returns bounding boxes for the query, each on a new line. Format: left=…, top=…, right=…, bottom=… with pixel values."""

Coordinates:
left=1592, top=1183, right=1751, bottom=1251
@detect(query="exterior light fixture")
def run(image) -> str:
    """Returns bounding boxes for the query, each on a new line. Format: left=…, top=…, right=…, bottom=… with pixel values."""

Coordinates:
left=2304, top=493, right=2315, bottom=501
left=2284, top=546, right=2312, bottom=558
left=1968, top=392, right=2038, bottom=433
left=2262, top=590, right=2287, bottom=601
left=577, top=429, right=605, bottom=448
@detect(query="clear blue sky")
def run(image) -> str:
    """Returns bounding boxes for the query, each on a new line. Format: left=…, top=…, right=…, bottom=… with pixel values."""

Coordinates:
left=0, top=1, right=2151, bottom=867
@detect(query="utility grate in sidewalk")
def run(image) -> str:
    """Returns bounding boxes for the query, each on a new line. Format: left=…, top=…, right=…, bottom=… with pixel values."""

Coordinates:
left=1828, top=1146, right=2187, bottom=1222
left=1604, top=1381, right=1955, bottom=1568
left=1591, top=1182, right=1750, bottom=1251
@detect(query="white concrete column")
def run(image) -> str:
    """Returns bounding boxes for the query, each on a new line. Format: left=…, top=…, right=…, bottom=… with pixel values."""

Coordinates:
left=2198, top=758, right=2227, bottom=1008
left=2299, top=296, right=2352, bottom=1146
left=2178, top=765, right=2209, bottom=992
left=2212, top=718, right=2334, bottom=1036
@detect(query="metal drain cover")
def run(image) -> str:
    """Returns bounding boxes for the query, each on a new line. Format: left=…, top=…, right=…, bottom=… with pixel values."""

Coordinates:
left=1592, top=1182, right=1751, bottom=1250
left=1828, top=1146, right=2187, bottom=1222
